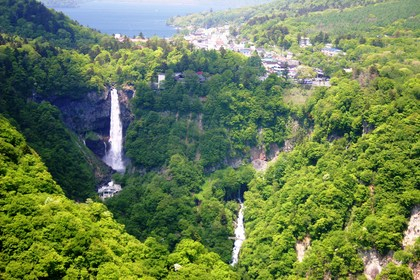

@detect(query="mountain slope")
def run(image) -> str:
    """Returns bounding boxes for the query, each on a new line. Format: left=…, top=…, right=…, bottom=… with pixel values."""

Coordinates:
left=0, top=0, right=104, bottom=50
left=0, top=116, right=162, bottom=278
left=0, top=116, right=239, bottom=279
left=0, top=0, right=419, bottom=278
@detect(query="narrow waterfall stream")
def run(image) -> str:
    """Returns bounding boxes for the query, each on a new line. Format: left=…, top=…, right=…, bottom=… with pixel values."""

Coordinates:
left=231, top=202, right=245, bottom=266
left=98, top=88, right=125, bottom=200
left=103, top=88, right=125, bottom=172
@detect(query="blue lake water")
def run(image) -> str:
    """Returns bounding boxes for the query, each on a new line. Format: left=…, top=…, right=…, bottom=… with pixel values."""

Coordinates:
left=54, top=1, right=241, bottom=38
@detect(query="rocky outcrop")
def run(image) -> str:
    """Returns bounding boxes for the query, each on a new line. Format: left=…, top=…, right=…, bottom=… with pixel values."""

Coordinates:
left=410, top=262, right=420, bottom=280
left=362, top=250, right=387, bottom=280
left=51, top=90, right=111, bottom=135
left=296, top=236, right=311, bottom=262
left=85, top=138, right=107, bottom=158
left=403, top=205, right=420, bottom=248
left=50, top=87, right=133, bottom=158
left=359, top=206, right=419, bottom=280
left=51, top=88, right=133, bottom=135
left=361, top=250, right=396, bottom=280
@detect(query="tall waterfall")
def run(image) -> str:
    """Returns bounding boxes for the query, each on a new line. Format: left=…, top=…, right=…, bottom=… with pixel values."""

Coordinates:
left=103, top=88, right=125, bottom=172
left=231, top=202, right=245, bottom=266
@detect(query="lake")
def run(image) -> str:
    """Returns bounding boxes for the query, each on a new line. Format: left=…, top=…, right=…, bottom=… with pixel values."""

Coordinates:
left=53, top=1, right=253, bottom=38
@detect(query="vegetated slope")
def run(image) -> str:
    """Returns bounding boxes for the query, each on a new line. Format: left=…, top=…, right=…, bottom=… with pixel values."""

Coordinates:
left=1, top=0, right=419, bottom=278
left=0, top=33, right=106, bottom=200
left=0, top=0, right=274, bottom=267
left=170, top=0, right=419, bottom=51
left=106, top=46, right=286, bottom=262
left=238, top=12, right=420, bottom=280
left=291, top=0, right=420, bottom=36
left=168, top=0, right=420, bottom=278
left=125, top=52, right=283, bottom=170
left=168, top=0, right=394, bottom=30
left=0, top=116, right=239, bottom=279
left=0, top=0, right=104, bottom=50
left=242, top=78, right=419, bottom=278
left=240, top=0, right=420, bottom=47
left=0, top=0, right=129, bottom=200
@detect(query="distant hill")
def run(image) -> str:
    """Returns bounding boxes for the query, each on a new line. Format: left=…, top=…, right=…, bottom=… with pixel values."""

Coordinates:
left=0, top=0, right=103, bottom=50
left=170, top=0, right=419, bottom=49
left=38, top=0, right=85, bottom=8
left=169, top=0, right=389, bottom=27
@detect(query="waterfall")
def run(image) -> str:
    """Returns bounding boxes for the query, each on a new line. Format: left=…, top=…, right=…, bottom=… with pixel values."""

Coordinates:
left=103, top=88, right=125, bottom=172
left=231, top=202, right=245, bottom=266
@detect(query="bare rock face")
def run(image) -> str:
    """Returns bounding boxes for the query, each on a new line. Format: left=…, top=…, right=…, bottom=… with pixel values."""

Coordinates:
left=50, top=87, right=133, bottom=158
left=360, top=206, right=419, bottom=280
left=282, top=139, right=294, bottom=152
left=363, top=250, right=383, bottom=280
left=51, top=90, right=112, bottom=135
left=85, top=138, right=107, bottom=158
left=403, top=205, right=420, bottom=248
left=250, top=146, right=267, bottom=171
left=410, top=262, right=420, bottom=280
left=296, top=236, right=311, bottom=262
left=267, top=143, right=280, bottom=159
left=252, top=159, right=268, bottom=171
left=361, top=250, right=393, bottom=280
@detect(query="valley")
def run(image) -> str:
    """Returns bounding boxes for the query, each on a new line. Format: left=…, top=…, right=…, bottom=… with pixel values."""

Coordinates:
left=0, top=0, right=419, bottom=279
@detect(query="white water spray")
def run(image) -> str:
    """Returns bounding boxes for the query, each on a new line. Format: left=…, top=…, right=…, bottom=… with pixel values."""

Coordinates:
left=231, top=202, right=245, bottom=266
left=103, top=88, right=125, bottom=172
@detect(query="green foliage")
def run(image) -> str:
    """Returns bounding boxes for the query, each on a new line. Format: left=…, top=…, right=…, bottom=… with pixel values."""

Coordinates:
left=105, top=161, right=256, bottom=263
left=17, top=102, right=98, bottom=200
left=377, top=263, right=414, bottom=280
left=295, top=231, right=364, bottom=278
left=0, top=116, right=62, bottom=196
left=0, top=0, right=104, bottom=50
left=0, top=37, right=103, bottom=199
left=0, top=117, right=161, bottom=279
left=240, top=63, right=419, bottom=278
left=166, top=239, right=240, bottom=280
left=293, top=0, right=420, bottom=37
left=125, top=49, right=287, bottom=170
left=0, top=117, right=240, bottom=279
left=1, top=0, right=420, bottom=279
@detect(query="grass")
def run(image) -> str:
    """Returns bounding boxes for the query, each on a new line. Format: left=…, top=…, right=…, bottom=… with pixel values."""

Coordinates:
left=283, top=87, right=314, bottom=105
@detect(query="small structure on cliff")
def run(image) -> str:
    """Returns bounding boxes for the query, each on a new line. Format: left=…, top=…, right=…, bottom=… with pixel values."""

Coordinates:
left=98, top=181, right=122, bottom=200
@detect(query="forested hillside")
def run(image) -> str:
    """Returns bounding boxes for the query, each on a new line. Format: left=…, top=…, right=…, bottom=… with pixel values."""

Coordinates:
left=0, top=0, right=419, bottom=279
left=168, top=0, right=396, bottom=29
left=0, top=117, right=238, bottom=279
left=0, top=0, right=106, bottom=50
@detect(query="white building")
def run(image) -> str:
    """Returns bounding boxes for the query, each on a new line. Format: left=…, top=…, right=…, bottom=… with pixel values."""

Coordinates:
left=98, top=181, right=122, bottom=200
left=157, top=74, right=166, bottom=89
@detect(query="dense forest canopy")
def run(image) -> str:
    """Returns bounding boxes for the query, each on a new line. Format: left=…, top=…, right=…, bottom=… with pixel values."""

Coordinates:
left=0, top=0, right=419, bottom=279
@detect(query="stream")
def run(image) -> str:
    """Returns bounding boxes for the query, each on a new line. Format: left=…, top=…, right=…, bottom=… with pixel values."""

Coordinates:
left=231, top=202, right=245, bottom=266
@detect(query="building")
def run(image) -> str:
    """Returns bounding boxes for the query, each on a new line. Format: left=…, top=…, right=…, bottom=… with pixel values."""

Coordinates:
left=157, top=73, right=166, bottom=89
left=98, top=181, right=122, bottom=200
left=321, top=46, right=344, bottom=56
left=299, top=37, right=312, bottom=48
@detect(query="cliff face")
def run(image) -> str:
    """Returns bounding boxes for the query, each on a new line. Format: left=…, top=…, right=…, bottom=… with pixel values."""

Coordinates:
left=50, top=87, right=133, bottom=158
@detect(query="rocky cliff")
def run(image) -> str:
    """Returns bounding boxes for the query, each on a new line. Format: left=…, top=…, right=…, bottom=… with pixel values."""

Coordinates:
left=50, top=87, right=133, bottom=158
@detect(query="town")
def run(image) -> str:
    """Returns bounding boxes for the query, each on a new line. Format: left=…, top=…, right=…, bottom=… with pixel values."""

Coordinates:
left=181, top=25, right=347, bottom=86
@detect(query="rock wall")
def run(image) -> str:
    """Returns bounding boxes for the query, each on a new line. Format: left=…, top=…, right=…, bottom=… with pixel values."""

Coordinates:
left=361, top=250, right=392, bottom=280
left=51, top=90, right=111, bottom=135
left=296, top=236, right=311, bottom=262
left=50, top=87, right=133, bottom=158
left=403, top=205, right=420, bottom=248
